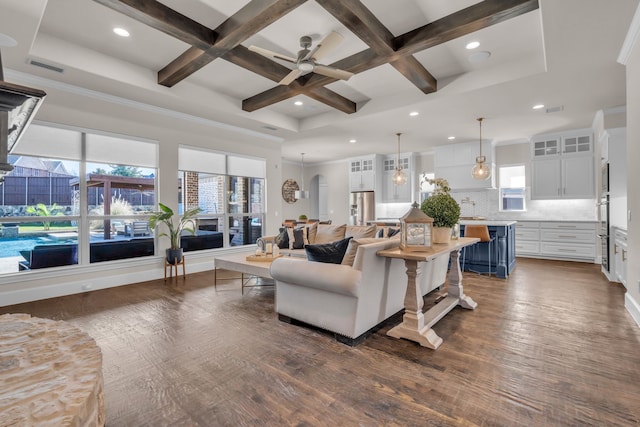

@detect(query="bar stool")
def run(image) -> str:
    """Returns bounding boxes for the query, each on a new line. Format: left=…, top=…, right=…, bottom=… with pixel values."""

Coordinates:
left=462, top=225, right=496, bottom=277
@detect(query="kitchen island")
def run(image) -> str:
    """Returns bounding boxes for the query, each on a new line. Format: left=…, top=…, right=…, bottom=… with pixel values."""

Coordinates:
left=459, top=220, right=516, bottom=279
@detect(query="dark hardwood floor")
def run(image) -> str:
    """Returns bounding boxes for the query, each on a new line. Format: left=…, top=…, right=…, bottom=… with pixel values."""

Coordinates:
left=2, top=258, right=640, bottom=426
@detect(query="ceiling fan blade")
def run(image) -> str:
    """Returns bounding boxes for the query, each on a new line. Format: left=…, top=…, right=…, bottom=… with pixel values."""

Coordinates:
left=248, top=45, right=297, bottom=64
left=308, top=31, right=344, bottom=61
left=279, top=69, right=303, bottom=85
left=313, top=64, right=353, bottom=81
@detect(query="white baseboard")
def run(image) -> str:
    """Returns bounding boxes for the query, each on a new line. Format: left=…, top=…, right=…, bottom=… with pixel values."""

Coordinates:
left=625, top=293, right=640, bottom=328
left=0, top=248, right=248, bottom=307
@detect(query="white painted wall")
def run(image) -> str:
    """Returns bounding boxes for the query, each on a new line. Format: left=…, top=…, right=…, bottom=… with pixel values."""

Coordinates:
left=622, top=12, right=640, bottom=327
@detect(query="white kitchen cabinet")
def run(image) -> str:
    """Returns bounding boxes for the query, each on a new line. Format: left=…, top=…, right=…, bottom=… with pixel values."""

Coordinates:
left=613, top=228, right=627, bottom=287
left=381, top=153, right=413, bottom=203
left=514, top=220, right=597, bottom=262
left=349, top=155, right=379, bottom=192
left=531, top=131, right=594, bottom=200
left=433, top=141, right=495, bottom=190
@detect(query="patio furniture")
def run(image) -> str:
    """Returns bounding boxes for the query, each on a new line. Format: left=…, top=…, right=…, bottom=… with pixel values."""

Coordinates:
left=126, top=221, right=151, bottom=237
left=18, top=244, right=78, bottom=270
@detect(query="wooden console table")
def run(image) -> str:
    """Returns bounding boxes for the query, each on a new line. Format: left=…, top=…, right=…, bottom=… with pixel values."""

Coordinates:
left=377, top=237, right=480, bottom=349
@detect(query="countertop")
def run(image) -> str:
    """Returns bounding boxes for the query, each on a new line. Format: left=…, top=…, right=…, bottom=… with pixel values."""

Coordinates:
left=503, top=218, right=598, bottom=223
left=459, top=220, right=517, bottom=226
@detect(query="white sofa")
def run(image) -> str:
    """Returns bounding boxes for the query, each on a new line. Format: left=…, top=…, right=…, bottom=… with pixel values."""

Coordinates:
left=270, top=238, right=450, bottom=345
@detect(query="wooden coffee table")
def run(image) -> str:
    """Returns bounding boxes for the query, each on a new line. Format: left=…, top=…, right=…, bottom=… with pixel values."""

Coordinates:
left=214, top=252, right=281, bottom=294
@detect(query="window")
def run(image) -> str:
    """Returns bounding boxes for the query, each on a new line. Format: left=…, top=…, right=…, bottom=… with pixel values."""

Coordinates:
left=0, top=123, right=158, bottom=272
left=499, top=165, right=526, bottom=211
left=178, top=146, right=266, bottom=250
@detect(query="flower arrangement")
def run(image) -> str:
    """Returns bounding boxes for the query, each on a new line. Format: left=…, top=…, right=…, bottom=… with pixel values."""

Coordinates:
left=419, top=178, right=460, bottom=228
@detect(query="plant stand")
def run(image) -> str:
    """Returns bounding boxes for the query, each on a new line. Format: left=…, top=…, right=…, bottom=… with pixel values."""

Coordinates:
left=164, top=256, right=185, bottom=280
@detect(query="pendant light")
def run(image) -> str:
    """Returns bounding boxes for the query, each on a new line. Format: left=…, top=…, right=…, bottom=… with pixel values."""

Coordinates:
left=392, top=132, right=407, bottom=185
left=471, top=117, right=491, bottom=180
left=294, top=153, right=309, bottom=199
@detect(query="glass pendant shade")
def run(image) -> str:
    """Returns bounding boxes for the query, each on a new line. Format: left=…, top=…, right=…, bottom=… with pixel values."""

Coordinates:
left=392, top=132, right=407, bottom=185
left=472, top=117, right=491, bottom=180
left=392, top=168, right=407, bottom=185
left=471, top=156, right=491, bottom=180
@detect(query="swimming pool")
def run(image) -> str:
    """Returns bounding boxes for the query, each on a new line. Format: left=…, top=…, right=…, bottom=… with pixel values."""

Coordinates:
left=0, top=236, right=78, bottom=258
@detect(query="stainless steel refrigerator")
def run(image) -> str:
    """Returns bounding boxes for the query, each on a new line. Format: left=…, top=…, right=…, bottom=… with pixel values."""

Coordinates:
left=349, top=191, right=375, bottom=225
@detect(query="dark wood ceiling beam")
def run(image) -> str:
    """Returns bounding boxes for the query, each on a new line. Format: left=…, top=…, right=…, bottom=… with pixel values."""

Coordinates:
left=304, top=0, right=538, bottom=90
left=223, top=45, right=292, bottom=83
left=390, top=56, right=437, bottom=94
left=302, top=87, right=356, bottom=114
left=158, top=0, right=307, bottom=87
left=316, top=0, right=436, bottom=94
left=242, top=85, right=301, bottom=112
left=93, top=0, right=215, bottom=50
left=395, top=0, right=540, bottom=56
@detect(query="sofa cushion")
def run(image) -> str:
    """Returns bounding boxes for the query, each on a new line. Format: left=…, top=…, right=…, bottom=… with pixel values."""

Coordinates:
left=305, top=237, right=352, bottom=264
left=341, top=237, right=383, bottom=266
left=287, top=227, right=308, bottom=249
left=274, top=228, right=289, bottom=249
left=345, top=225, right=377, bottom=239
left=314, top=224, right=346, bottom=244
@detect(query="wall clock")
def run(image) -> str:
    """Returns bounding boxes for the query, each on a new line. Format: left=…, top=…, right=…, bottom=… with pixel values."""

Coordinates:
left=282, top=179, right=299, bottom=204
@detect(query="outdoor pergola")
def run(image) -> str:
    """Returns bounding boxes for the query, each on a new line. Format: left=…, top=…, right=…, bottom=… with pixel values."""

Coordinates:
left=70, top=174, right=155, bottom=240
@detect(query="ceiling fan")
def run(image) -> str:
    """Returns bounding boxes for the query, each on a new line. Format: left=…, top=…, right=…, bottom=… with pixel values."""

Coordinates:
left=249, top=31, right=354, bottom=85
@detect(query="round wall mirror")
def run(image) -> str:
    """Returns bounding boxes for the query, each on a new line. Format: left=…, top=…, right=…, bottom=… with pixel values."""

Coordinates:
left=282, top=179, right=299, bottom=204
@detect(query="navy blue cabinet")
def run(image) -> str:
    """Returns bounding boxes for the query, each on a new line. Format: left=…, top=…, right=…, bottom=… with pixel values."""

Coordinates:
left=459, top=223, right=516, bottom=279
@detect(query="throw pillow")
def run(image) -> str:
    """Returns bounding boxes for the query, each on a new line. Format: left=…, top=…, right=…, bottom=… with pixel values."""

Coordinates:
left=341, top=237, right=382, bottom=266
left=274, top=228, right=289, bottom=249
left=306, top=222, right=318, bottom=244
left=314, top=224, right=347, bottom=244
left=287, top=227, right=308, bottom=249
left=345, top=225, right=377, bottom=239
left=387, top=227, right=400, bottom=237
left=305, top=237, right=352, bottom=264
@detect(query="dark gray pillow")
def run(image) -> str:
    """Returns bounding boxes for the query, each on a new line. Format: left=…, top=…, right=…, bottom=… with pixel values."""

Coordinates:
left=387, top=227, right=400, bottom=237
left=305, top=237, right=352, bottom=264
left=274, top=228, right=289, bottom=249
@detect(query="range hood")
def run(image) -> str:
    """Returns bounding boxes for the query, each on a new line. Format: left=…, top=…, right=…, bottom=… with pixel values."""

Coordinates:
left=0, top=50, right=46, bottom=180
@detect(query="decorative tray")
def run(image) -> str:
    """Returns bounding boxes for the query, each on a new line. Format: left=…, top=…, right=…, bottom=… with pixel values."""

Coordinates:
left=245, top=254, right=283, bottom=262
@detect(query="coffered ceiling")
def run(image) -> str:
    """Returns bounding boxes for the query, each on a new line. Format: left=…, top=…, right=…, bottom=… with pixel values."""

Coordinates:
left=0, top=0, right=637, bottom=163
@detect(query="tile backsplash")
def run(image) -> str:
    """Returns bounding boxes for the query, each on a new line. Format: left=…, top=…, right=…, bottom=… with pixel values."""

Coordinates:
left=376, top=189, right=597, bottom=221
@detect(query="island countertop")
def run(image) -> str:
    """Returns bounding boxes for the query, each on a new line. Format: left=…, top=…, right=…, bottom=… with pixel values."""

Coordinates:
left=459, top=219, right=517, bottom=226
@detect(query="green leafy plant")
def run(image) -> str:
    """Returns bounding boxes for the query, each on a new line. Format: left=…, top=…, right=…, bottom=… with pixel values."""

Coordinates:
left=149, top=203, right=202, bottom=250
left=298, top=214, right=308, bottom=221
left=419, top=178, right=460, bottom=228
left=26, top=203, right=62, bottom=231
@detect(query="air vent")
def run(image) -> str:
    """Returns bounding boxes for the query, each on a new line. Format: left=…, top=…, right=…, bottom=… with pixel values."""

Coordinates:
left=545, top=105, right=564, bottom=114
left=262, top=125, right=278, bottom=131
left=28, top=59, right=64, bottom=74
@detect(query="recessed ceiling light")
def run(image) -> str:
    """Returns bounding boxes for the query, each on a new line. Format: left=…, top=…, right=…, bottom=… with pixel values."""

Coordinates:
left=409, top=111, right=419, bottom=117
left=448, top=136, right=456, bottom=140
left=349, top=139, right=357, bottom=144
left=468, top=51, right=491, bottom=62
left=466, top=41, right=480, bottom=50
left=532, top=104, right=545, bottom=110
left=113, top=27, right=130, bottom=37
left=294, top=101, right=304, bottom=106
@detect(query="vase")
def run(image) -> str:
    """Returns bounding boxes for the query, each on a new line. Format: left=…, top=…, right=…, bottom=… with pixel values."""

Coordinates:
left=166, top=248, right=183, bottom=264
left=432, top=227, right=452, bottom=244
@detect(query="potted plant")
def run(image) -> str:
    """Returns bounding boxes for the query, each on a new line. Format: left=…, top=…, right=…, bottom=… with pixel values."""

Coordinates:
left=298, top=214, right=308, bottom=222
left=419, top=178, right=460, bottom=243
left=149, top=203, right=202, bottom=264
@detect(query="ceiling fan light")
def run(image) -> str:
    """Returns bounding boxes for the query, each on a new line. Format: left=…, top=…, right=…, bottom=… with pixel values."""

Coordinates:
left=298, top=60, right=314, bottom=73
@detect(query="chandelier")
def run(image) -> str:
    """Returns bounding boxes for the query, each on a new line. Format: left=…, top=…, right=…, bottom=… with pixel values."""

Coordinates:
left=392, top=132, right=407, bottom=185
left=294, top=153, right=309, bottom=199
